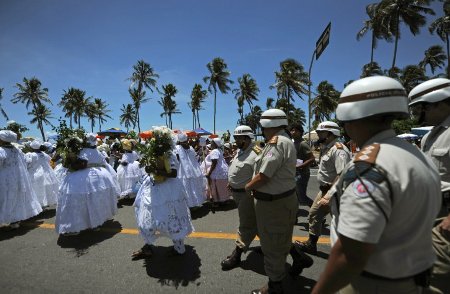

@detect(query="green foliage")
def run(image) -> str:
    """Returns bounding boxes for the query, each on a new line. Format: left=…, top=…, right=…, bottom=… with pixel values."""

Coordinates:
left=391, top=117, right=419, bottom=135
left=3, top=121, right=29, bottom=139
left=53, top=120, right=86, bottom=170
left=136, top=126, right=174, bottom=171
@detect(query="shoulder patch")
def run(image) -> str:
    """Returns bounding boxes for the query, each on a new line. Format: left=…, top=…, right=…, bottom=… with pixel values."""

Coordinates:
left=335, top=142, right=344, bottom=149
left=354, top=143, right=380, bottom=165
left=252, top=145, right=262, bottom=155
left=268, top=136, right=278, bottom=144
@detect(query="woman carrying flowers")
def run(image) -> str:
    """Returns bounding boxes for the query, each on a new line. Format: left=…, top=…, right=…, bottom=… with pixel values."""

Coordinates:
left=132, top=126, right=194, bottom=259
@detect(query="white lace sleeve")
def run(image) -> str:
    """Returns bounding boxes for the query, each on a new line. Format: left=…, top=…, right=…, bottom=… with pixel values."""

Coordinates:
left=0, top=148, right=6, bottom=166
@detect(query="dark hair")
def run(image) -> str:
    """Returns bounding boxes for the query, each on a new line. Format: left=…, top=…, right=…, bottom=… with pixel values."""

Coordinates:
left=289, top=123, right=304, bottom=134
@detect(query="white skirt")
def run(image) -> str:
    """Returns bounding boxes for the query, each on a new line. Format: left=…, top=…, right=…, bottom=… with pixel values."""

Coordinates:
left=117, top=162, right=142, bottom=198
left=179, top=176, right=206, bottom=207
left=55, top=167, right=119, bottom=234
left=134, top=176, right=194, bottom=244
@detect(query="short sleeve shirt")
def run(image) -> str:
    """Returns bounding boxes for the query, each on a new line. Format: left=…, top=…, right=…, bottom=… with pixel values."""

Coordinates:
left=317, top=139, right=351, bottom=185
left=228, top=142, right=258, bottom=189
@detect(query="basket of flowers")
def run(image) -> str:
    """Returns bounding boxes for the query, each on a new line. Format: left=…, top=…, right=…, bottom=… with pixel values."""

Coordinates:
left=136, top=126, right=174, bottom=183
left=53, top=120, right=87, bottom=171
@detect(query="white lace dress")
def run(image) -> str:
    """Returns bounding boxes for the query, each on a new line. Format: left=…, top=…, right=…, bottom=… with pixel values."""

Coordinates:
left=117, top=152, right=143, bottom=198
left=54, top=162, right=68, bottom=187
left=55, top=148, right=120, bottom=234
left=0, top=146, right=42, bottom=224
left=175, top=145, right=206, bottom=207
left=134, top=154, right=194, bottom=244
left=25, top=152, right=59, bottom=207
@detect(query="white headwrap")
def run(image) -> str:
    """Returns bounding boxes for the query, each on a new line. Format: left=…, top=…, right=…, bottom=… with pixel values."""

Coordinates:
left=178, top=133, right=188, bottom=143
left=212, top=138, right=223, bottom=147
left=198, top=137, right=207, bottom=147
left=0, top=130, right=17, bottom=143
left=43, top=142, right=53, bottom=149
left=86, top=133, right=97, bottom=146
left=30, top=140, right=42, bottom=150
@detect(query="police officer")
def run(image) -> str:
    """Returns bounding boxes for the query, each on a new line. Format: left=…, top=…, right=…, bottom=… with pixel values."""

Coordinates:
left=295, top=121, right=351, bottom=255
left=409, top=78, right=450, bottom=294
left=221, top=125, right=260, bottom=270
left=245, top=109, right=312, bottom=294
left=313, top=76, right=441, bottom=293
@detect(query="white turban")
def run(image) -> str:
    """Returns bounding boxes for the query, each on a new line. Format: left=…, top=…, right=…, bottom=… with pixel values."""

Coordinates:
left=30, top=140, right=42, bottom=150
left=0, top=130, right=17, bottom=143
left=43, top=142, right=53, bottom=149
left=178, top=133, right=188, bottom=143
left=212, top=138, right=223, bottom=147
left=86, top=133, right=97, bottom=146
left=199, top=137, right=207, bottom=146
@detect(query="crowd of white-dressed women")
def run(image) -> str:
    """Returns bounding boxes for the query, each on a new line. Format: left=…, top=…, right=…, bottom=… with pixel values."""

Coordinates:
left=0, top=128, right=236, bottom=256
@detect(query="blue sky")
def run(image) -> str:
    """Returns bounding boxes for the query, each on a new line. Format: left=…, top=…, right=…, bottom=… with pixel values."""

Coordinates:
left=0, top=0, right=446, bottom=138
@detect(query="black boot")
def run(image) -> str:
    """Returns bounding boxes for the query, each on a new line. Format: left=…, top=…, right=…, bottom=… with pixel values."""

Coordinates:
left=221, top=246, right=243, bottom=270
left=294, top=235, right=318, bottom=255
left=251, top=280, right=283, bottom=294
left=289, top=245, right=314, bottom=278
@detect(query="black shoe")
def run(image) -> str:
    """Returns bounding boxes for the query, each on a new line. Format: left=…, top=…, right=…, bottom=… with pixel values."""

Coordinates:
left=251, top=280, right=283, bottom=294
left=221, top=247, right=243, bottom=271
left=294, top=240, right=317, bottom=255
left=289, top=246, right=314, bottom=278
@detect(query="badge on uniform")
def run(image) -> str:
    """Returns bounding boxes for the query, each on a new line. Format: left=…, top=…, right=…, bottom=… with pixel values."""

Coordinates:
left=265, top=151, right=273, bottom=158
left=351, top=179, right=374, bottom=197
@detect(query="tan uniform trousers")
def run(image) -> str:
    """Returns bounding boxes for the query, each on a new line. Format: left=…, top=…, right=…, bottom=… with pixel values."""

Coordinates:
left=426, top=217, right=450, bottom=294
left=255, top=193, right=298, bottom=281
left=232, top=191, right=258, bottom=251
left=308, top=191, right=330, bottom=237
left=340, top=275, right=423, bottom=294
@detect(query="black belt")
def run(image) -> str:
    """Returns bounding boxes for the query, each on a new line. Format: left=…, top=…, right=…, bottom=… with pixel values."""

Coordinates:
left=253, top=188, right=296, bottom=201
left=361, top=267, right=432, bottom=286
left=230, top=187, right=246, bottom=193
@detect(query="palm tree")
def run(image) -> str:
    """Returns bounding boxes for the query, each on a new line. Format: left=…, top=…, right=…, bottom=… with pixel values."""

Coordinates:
left=360, top=61, right=384, bottom=78
left=12, top=77, right=51, bottom=110
left=0, top=88, right=9, bottom=120
left=419, top=45, right=446, bottom=75
left=398, top=65, right=428, bottom=93
left=128, top=60, right=159, bottom=133
left=232, top=73, right=260, bottom=113
left=28, top=104, right=53, bottom=141
left=356, top=3, right=393, bottom=64
left=266, top=97, right=275, bottom=109
left=429, top=1, right=450, bottom=77
left=59, top=87, right=78, bottom=128
left=119, top=104, right=136, bottom=132
left=376, top=0, right=435, bottom=71
left=158, top=84, right=180, bottom=129
left=93, top=98, right=111, bottom=132
left=85, top=102, right=98, bottom=133
left=72, top=90, right=90, bottom=129
left=236, top=96, right=245, bottom=124
left=270, top=58, right=309, bottom=118
left=189, top=83, right=207, bottom=129
left=311, top=81, right=340, bottom=124
left=203, top=57, right=233, bottom=134
left=243, top=105, right=263, bottom=133
left=290, top=108, right=307, bottom=127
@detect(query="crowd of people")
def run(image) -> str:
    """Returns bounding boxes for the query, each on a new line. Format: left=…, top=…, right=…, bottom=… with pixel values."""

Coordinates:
left=0, top=76, right=449, bottom=294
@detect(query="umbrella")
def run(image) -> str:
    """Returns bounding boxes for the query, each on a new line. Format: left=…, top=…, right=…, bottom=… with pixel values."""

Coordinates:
left=397, top=133, right=419, bottom=140
left=139, top=130, right=153, bottom=139
left=411, top=126, right=433, bottom=137
left=194, top=127, right=212, bottom=136
left=209, top=134, right=218, bottom=138
left=97, top=128, right=127, bottom=137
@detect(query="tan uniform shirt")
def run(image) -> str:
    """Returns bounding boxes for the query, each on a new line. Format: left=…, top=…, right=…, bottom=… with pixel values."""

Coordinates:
left=253, top=130, right=296, bottom=194
left=228, top=142, right=259, bottom=189
left=331, top=129, right=441, bottom=278
left=317, top=139, right=351, bottom=186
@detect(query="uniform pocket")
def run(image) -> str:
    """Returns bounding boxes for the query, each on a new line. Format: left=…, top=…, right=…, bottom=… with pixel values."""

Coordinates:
left=431, top=147, right=449, bottom=174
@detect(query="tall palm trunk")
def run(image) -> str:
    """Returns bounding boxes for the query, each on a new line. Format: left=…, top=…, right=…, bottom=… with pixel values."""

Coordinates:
left=91, top=122, right=94, bottom=133
left=78, top=115, right=81, bottom=129
left=197, top=110, right=201, bottom=128
left=370, top=32, right=375, bottom=64
left=70, top=115, right=73, bottom=128
left=98, top=117, right=102, bottom=132
left=213, top=89, right=217, bottom=134
left=39, top=122, right=46, bottom=141
left=391, top=11, right=400, bottom=71
left=136, top=110, right=141, bottom=133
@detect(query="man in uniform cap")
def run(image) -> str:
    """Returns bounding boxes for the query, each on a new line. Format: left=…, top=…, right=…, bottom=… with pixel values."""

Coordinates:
left=245, top=109, right=313, bottom=294
left=295, top=121, right=351, bottom=255
left=313, top=76, right=441, bottom=293
left=409, top=78, right=450, bottom=294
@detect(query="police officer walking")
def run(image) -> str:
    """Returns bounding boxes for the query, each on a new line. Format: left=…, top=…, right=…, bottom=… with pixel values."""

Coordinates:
left=295, top=121, right=351, bottom=255
left=245, top=109, right=312, bottom=294
left=221, top=125, right=260, bottom=270
left=409, top=78, right=450, bottom=294
left=313, top=76, right=441, bottom=293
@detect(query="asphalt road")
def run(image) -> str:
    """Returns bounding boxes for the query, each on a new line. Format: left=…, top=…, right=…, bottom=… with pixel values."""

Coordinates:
left=0, top=169, right=331, bottom=294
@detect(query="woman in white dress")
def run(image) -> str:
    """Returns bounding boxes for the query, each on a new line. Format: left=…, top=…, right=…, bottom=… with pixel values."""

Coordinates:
left=132, top=138, right=193, bottom=259
left=175, top=133, right=206, bottom=208
left=0, top=131, right=42, bottom=228
left=205, top=138, right=230, bottom=206
left=117, top=139, right=143, bottom=199
left=55, top=134, right=120, bottom=235
left=25, top=140, right=59, bottom=208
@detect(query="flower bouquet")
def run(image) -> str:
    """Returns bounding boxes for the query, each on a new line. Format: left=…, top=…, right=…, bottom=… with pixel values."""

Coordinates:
left=136, top=126, right=174, bottom=183
left=53, top=120, right=87, bottom=171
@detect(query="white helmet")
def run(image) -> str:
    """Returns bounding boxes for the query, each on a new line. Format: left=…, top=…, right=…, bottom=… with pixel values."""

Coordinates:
left=409, top=78, right=450, bottom=106
left=233, top=125, right=254, bottom=139
left=316, top=121, right=341, bottom=136
left=336, top=76, right=409, bottom=122
left=259, top=109, right=288, bottom=128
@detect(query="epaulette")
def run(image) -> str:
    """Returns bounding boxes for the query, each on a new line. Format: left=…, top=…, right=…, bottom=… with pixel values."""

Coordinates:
left=335, top=142, right=344, bottom=149
left=252, top=145, right=262, bottom=155
left=354, top=143, right=380, bottom=165
left=268, top=136, right=278, bottom=144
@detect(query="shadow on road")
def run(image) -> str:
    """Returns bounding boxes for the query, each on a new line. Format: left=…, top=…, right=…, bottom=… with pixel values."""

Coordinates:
left=0, top=220, right=43, bottom=241
left=117, top=197, right=135, bottom=208
left=56, top=220, right=122, bottom=257
left=284, top=275, right=317, bottom=294
left=142, top=245, right=201, bottom=289
left=190, top=205, right=210, bottom=220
